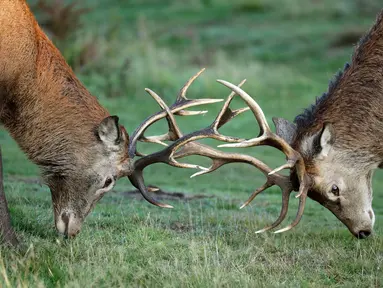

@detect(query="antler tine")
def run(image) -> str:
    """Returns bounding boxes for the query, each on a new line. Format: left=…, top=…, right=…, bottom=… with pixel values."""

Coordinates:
left=128, top=172, right=174, bottom=209
left=254, top=187, right=291, bottom=233
left=274, top=186, right=308, bottom=233
left=240, top=182, right=272, bottom=209
left=174, top=68, right=224, bottom=116
left=175, top=109, right=209, bottom=116
left=212, top=79, right=250, bottom=131
left=142, top=88, right=183, bottom=143
left=216, top=80, right=270, bottom=143
left=177, top=68, right=206, bottom=101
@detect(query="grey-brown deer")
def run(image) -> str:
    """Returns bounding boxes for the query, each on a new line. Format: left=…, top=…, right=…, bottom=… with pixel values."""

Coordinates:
left=128, top=11, right=383, bottom=239
left=269, top=10, right=383, bottom=239
left=194, top=12, right=383, bottom=239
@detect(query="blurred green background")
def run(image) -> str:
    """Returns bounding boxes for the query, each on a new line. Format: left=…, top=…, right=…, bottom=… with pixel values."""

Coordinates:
left=0, top=0, right=382, bottom=286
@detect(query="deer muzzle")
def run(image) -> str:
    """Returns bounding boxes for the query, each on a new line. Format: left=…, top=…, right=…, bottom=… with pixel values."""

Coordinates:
left=56, top=210, right=82, bottom=238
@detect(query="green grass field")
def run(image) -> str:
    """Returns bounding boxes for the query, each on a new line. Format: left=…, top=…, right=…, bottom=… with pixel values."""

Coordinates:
left=0, top=0, right=382, bottom=286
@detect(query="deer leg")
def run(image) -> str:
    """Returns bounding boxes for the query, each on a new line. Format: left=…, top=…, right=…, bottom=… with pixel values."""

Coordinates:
left=0, top=146, right=18, bottom=246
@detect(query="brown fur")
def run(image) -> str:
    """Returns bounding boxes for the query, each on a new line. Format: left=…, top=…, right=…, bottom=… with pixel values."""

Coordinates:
left=0, top=0, right=130, bottom=239
left=0, top=0, right=115, bottom=173
left=294, top=10, right=383, bottom=165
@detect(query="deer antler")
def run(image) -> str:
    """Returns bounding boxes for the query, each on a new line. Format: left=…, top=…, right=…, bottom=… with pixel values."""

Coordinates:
left=126, top=69, right=248, bottom=208
left=126, top=69, right=311, bottom=233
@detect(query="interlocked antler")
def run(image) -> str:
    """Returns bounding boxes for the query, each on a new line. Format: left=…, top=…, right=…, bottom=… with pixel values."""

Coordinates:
left=126, top=69, right=312, bottom=233
left=127, top=69, right=247, bottom=208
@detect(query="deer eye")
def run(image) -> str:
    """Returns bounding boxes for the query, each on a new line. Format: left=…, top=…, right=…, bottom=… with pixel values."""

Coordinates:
left=103, top=177, right=113, bottom=189
left=331, top=184, right=340, bottom=196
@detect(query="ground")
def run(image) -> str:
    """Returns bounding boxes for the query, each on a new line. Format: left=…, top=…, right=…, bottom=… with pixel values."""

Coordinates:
left=0, top=0, right=382, bottom=286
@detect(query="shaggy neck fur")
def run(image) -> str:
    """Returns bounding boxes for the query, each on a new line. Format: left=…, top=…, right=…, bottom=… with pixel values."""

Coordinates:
left=293, top=10, right=383, bottom=165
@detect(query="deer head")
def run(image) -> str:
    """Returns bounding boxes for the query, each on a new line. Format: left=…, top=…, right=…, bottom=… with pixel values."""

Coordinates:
left=264, top=10, right=383, bottom=238
left=273, top=119, right=376, bottom=239
left=46, top=116, right=132, bottom=237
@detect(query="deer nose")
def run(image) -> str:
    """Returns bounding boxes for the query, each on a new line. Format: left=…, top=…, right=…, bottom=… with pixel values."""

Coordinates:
left=61, top=212, right=70, bottom=227
left=56, top=211, right=81, bottom=238
left=356, top=230, right=371, bottom=239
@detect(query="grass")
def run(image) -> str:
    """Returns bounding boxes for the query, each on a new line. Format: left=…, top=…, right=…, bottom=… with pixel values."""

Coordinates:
left=0, top=0, right=382, bottom=286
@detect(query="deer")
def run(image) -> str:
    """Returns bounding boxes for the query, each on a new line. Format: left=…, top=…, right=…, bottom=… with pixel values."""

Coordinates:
left=0, top=0, right=280, bottom=246
left=163, top=9, right=383, bottom=240
left=116, top=10, right=383, bottom=239
left=0, top=0, right=228, bottom=246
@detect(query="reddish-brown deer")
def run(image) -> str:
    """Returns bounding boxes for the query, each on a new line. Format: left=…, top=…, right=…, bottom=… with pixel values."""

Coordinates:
left=0, top=0, right=226, bottom=245
left=0, top=0, right=133, bottom=244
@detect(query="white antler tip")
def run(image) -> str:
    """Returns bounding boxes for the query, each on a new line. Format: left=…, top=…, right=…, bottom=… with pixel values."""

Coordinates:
left=190, top=165, right=213, bottom=178
left=239, top=203, right=248, bottom=209
left=196, top=165, right=209, bottom=171
left=190, top=172, right=201, bottom=179
left=295, top=192, right=304, bottom=198
left=273, top=227, right=291, bottom=234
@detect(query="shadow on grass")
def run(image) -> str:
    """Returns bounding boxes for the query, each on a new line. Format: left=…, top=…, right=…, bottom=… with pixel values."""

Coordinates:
left=121, top=187, right=216, bottom=201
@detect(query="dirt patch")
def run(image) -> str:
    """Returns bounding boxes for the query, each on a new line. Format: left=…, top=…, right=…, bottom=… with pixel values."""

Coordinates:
left=169, top=221, right=192, bottom=232
left=121, top=187, right=216, bottom=201
left=8, top=176, right=217, bottom=203
left=7, top=175, right=43, bottom=185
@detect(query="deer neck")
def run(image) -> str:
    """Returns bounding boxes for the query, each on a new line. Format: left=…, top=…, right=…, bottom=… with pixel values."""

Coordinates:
left=0, top=1, right=109, bottom=172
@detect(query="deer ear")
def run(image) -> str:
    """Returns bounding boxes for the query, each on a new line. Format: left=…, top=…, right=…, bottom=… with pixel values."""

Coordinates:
left=318, top=123, right=335, bottom=158
left=97, top=116, right=121, bottom=146
left=272, top=117, right=297, bottom=145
